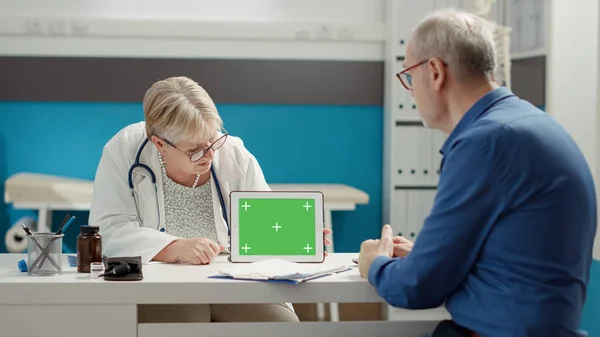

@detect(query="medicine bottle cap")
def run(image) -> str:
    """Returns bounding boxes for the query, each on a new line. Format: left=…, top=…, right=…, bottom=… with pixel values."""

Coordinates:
left=80, top=225, right=100, bottom=235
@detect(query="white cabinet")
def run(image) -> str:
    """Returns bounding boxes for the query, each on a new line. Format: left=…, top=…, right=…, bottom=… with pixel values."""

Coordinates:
left=394, top=0, right=437, bottom=56
left=509, top=0, right=547, bottom=59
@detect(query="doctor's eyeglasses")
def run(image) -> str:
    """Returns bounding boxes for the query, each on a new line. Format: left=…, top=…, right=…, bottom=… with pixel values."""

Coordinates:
left=164, top=133, right=228, bottom=162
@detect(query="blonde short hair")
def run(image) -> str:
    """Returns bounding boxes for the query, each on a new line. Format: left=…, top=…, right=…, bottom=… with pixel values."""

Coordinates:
left=410, top=8, right=497, bottom=81
left=143, top=76, right=223, bottom=144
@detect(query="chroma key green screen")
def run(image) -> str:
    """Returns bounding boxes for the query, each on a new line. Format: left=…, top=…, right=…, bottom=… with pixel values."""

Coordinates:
left=238, top=198, right=317, bottom=255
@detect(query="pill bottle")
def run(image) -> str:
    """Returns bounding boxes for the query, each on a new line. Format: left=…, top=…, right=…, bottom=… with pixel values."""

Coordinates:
left=90, top=262, right=104, bottom=279
left=77, top=226, right=102, bottom=273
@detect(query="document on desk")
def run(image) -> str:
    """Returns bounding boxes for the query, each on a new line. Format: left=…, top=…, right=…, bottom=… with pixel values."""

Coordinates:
left=212, top=258, right=350, bottom=284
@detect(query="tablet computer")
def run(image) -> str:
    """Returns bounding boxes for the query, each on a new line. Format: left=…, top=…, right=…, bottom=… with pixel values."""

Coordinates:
left=229, top=190, right=325, bottom=263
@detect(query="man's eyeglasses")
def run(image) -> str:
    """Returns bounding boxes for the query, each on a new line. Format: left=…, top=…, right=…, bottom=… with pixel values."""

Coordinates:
left=396, top=59, right=448, bottom=90
left=164, top=133, right=228, bottom=162
left=396, top=60, right=428, bottom=91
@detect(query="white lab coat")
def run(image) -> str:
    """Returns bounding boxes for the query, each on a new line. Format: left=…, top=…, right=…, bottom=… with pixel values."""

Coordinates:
left=88, top=121, right=271, bottom=264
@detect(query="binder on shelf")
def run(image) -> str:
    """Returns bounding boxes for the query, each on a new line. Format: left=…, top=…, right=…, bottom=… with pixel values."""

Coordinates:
left=417, top=190, right=437, bottom=239
left=403, top=189, right=438, bottom=241
left=431, top=130, right=446, bottom=182
left=395, top=90, right=414, bottom=120
left=408, top=95, right=419, bottom=114
left=417, top=128, right=433, bottom=185
left=391, top=189, right=408, bottom=238
left=393, top=126, right=421, bottom=186
left=406, top=190, right=420, bottom=241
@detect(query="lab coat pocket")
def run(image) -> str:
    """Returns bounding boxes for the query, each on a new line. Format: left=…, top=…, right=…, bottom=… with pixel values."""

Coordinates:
left=133, top=174, right=159, bottom=228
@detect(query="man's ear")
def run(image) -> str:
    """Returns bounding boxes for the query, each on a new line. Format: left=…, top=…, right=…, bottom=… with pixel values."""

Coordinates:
left=428, top=57, right=446, bottom=91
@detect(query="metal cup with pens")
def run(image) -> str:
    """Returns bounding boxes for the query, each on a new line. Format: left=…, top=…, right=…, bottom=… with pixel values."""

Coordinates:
left=22, top=214, right=75, bottom=276
left=26, top=232, right=64, bottom=276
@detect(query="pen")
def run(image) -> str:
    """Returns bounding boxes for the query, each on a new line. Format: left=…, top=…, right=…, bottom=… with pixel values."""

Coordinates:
left=21, top=224, right=33, bottom=236
left=56, top=215, right=76, bottom=235
left=55, top=213, right=71, bottom=234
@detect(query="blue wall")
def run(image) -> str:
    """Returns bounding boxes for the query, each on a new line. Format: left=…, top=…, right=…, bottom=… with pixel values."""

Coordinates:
left=581, top=260, right=600, bottom=335
left=0, top=101, right=383, bottom=253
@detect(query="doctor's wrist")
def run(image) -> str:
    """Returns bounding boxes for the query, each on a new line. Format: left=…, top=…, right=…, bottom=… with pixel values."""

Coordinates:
left=152, top=239, right=181, bottom=263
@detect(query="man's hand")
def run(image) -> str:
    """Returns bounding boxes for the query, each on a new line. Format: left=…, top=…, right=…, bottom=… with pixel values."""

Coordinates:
left=358, top=224, right=394, bottom=277
left=392, top=235, right=414, bottom=257
left=155, top=238, right=225, bottom=265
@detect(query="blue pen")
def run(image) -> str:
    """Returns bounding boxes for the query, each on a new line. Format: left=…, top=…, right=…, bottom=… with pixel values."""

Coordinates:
left=56, top=215, right=76, bottom=235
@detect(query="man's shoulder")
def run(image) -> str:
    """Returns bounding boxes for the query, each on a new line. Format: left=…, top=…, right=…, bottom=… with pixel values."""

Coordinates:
left=448, top=119, right=502, bottom=154
left=451, top=100, right=582, bottom=179
left=459, top=101, right=552, bottom=150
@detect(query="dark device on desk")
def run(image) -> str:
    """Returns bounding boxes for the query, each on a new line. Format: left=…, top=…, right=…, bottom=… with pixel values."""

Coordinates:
left=101, top=256, right=143, bottom=281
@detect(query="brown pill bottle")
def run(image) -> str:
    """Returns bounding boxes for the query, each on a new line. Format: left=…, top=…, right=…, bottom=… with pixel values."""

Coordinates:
left=77, top=225, right=102, bottom=273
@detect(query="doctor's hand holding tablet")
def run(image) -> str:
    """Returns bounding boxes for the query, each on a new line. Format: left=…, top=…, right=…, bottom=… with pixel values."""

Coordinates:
left=152, top=189, right=333, bottom=266
left=153, top=220, right=332, bottom=265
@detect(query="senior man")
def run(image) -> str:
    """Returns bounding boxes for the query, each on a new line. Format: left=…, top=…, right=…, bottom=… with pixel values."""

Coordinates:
left=358, top=9, right=596, bottom=337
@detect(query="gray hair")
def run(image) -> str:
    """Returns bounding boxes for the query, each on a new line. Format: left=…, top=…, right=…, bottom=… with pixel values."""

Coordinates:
left=143, top=76, right=224, bottom=145
left=410, top=8, right=497, bottom=81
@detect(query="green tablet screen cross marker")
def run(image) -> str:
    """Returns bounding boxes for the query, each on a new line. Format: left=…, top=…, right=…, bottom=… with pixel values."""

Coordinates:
left=238, top=198, right=317, bottom=255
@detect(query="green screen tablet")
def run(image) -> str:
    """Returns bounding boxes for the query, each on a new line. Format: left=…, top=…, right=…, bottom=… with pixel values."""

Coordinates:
left=229, top=191, right=324, bottom=263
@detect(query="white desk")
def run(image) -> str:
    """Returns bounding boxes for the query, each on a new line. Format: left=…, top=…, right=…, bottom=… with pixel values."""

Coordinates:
left=0, top=253, right=440, bottom=337
left=6, top=174, right=370, bottom=322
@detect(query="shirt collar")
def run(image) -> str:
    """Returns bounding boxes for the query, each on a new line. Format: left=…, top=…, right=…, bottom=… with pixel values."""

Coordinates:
left=440, top=86, right=515, bottom=155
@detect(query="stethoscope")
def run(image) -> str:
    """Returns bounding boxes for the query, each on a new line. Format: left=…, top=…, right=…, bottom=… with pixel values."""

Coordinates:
left=127, top=138, right=229, bottom=235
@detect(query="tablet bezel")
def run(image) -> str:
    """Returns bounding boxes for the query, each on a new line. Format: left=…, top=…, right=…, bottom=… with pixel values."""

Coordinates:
left=229, top=190, right=325, bottom=263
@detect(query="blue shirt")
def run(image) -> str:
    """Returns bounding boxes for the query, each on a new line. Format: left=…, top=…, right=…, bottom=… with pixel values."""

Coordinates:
left=368, top=87, right=597, bottom=337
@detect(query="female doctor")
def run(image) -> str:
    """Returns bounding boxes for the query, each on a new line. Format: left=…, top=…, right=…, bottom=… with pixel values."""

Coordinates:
left=88, top=76, right=330, bottom=323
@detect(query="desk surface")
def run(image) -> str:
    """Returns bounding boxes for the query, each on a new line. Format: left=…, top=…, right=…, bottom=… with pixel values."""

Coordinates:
left=0, top=253, right=382, bottom=306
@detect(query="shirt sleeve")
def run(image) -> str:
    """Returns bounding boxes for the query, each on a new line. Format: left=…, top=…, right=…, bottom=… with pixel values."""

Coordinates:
left=368, top=138, right=506, bottom=309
